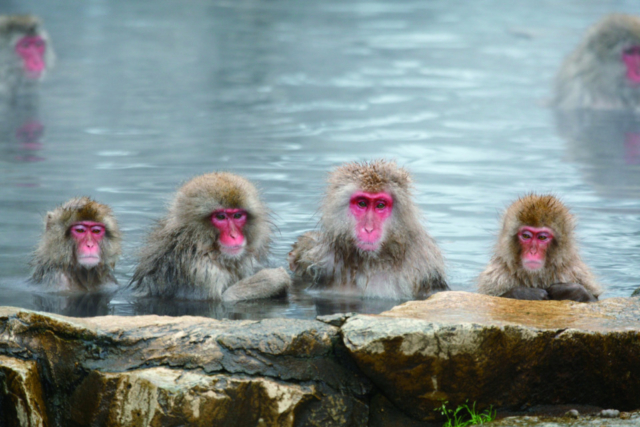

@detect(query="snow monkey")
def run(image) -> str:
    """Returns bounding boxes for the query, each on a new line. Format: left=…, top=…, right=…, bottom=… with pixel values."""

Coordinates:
left=130, top=172, right=291, bottom=301
left=477, top=194, right=601, bottom=302
left=554, top=14, right=640, bottom=110
left=31, top=197, right=121, bottom=291
left=289, top=160, right=448, bottom=299
left=0, top=15, right=54, bottom=95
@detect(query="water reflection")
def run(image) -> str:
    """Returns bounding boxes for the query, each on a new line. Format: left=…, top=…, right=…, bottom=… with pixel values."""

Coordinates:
left=32, top=290, right=113, bottom=317
left=555, top=110, right=640, bottom=199
left=0, top=92, right=46, bottom=163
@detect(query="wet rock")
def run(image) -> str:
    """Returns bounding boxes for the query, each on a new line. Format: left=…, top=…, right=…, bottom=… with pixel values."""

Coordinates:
left=600, top=409, right=621, bottom=418
left=566, top=409, right=580, bottom=418
left=0, top=308, right=371, bottom=427
left=0, top=355, right=48, bottom=427
left=342, top=291, right=640, bottom=421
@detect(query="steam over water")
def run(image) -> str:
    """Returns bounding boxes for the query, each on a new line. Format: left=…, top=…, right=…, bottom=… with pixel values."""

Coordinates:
left=0, top=0, right=639, bottom=318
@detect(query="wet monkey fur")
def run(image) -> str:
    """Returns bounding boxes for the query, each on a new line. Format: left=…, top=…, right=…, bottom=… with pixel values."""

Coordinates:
left=31, top=197, right=121, bottom=291
left=131, top=172, right=291, bottom=301
left=554, top=14, right=640, bottom=110
left=289, top=160, right=448, bottom=299
left=477, top=194, right=601, bottom=302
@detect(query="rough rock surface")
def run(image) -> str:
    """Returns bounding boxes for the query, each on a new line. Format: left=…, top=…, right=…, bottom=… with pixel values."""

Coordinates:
left=0, top=308, right=371, bottom=427
left=1, top=291, right=640, bottom=426
left=342, top=291, right=640, bottom=421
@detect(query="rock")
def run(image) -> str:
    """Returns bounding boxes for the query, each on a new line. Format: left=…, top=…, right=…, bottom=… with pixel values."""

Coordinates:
left=342, top=291, right=640, bottom=421
left=0, top=355, right=48, bottom=427
left=0, top=308, right=371, bottom=426
left=600, top=409, right=621, bottom=418
left=566, top=409, right=580, bottom=418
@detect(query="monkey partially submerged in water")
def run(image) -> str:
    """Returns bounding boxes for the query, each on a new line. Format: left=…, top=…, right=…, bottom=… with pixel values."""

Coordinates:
left=131, top=172, right=291, bottom=302
left=554, top=14, right=640, bottom=110
left=289, top=160, right=448, bottom=299
left=31, top=197, right=121, bottom=291
left=477, top=194, right=601, bottom=302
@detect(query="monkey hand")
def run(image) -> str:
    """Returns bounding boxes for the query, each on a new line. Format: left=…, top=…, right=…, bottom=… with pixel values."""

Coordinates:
left=222, top=267, right=292, bottom=303
left=500, top=287, right=550, bottom=301
left=547, top=283, right=597, bottom=302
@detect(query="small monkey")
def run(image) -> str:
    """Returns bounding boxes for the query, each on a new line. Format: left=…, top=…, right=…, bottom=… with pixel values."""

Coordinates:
left=0, top=15, right=54, bottom=95
left=289, top=160, right=448, bottom=299
left=554, top=14, right=640, bottom=110
left=31, top=197, right=122, bottom=291
left=477, top=194, right=601, bottom=302
left=130, top=172, right=291, bottom=301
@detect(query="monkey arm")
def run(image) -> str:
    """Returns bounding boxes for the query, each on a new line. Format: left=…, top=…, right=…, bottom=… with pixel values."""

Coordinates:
left=222, top=267, right=291, bottom=303
left=547, top=283, right=597, bottom=302
left=288, top=231, right=323, bottom=280
left=500, top=287, right=550, bottom=301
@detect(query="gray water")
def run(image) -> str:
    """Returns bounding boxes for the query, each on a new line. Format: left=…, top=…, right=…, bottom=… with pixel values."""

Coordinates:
left=0, top=0, right=639, bottom=319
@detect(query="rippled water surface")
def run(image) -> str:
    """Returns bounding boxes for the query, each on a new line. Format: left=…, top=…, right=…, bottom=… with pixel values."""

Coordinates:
left=1, top=0, right=639, bottom=318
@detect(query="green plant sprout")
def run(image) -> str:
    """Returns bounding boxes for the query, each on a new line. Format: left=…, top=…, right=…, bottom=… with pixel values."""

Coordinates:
left=437, top=400, right=496, bottom=427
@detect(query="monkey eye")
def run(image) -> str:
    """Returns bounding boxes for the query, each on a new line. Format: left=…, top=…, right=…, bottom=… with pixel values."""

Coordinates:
left=357, top=200, right=367, bottom=208
left=520, top=231, right=532, bottom=240
left=233, top=212, right=244, bottom=219
left=91, top=226, right=104, bottom=235
left=376, top=202, right=386, bottom=209
left=72, top=225, right=87, bottom=234
left=215, top=213, right=226, bottom=220
left=538, top=233, right=550, bottom=241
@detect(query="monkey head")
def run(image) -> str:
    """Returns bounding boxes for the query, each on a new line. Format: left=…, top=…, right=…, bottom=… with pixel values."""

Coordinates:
left=586, top=14, right=640, bottom=86
left=322, top=160, right=417, bottom=254
left=0, top=15, right=53, bottom=80
left=42, top=197, right=121, bottom=270
left=498, top=194, right=575, bottom=273
left=169, top=172, right=271, bottom=259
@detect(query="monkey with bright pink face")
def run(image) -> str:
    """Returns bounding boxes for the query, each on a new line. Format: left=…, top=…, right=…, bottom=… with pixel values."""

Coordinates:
left=289, top=160, right=448, bottom=299
left=477, top=194, right=601, bottom=302
left=554, top=14, right=640, bottom=110
left=131, top=172, right=291, bottom=301
left=0, top=15, right=54, bottom=94
left=31, top=198, right=122, bottom=291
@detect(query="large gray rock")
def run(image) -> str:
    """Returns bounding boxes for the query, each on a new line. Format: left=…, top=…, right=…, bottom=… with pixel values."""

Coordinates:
left=342, top=291, right=640, bottom=422
left=2, top=291, right=640, bottom=426
left=0, top=308, right=371, bottom=427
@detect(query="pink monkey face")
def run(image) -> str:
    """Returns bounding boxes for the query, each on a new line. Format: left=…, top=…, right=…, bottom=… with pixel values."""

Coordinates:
left=211, top=209, right=248, bottom=256
left=14, top=35, right=46, bottom=79
left=70, top=221, right=106, bottom=268
left=517, top=226, right=554, bottom=271
left=622, top=46, right=640, bottom=84
left=349, top=191, right=393, bottom=251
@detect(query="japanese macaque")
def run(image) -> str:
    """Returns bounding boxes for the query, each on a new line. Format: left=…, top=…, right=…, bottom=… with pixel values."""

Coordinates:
left=289, top=160, right=448, bottom=299
left=477, top=194, right=601, bottom=302
left=553, top=14, right=640, bottom=110
left=130, top=172, right=291, bottom=301
left=0, top=15, right=54, bottom=96
left=31, top=197, right=122, bottom=291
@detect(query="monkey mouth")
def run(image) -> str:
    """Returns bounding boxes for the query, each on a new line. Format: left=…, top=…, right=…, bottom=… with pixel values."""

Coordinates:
left=356, top=240, right=381, bottom=252
left=522, top=260, right=544, bottom=271
left=78, top=255, right=101, bottom=268
left=220, top=244, right=245, bottom=257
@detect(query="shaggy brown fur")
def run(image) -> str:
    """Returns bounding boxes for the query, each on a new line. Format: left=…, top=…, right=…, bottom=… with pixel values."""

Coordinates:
left=289, top=160, right=448, bottom=299
left=553, top=14, right=640, bottom=110
left=31, top=197, right=121, bottom=291
left=131, top=172, right=290, bottom=301
left=477, top=194, right=601, bottom=297
left=0, top=15, right=54, bottom=97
